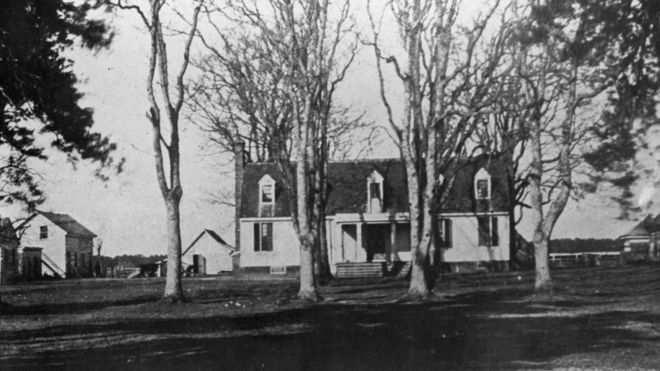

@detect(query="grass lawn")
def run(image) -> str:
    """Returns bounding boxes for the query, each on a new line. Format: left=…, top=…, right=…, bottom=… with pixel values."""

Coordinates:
left=1, top=265, right=660, bottom=370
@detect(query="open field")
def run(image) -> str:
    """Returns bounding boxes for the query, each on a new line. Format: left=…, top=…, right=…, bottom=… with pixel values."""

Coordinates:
left=2, top=265, right=660, bottom=370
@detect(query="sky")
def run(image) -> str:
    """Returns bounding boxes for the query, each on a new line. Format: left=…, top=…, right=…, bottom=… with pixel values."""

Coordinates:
left=12, top=1, right=652, bottom=257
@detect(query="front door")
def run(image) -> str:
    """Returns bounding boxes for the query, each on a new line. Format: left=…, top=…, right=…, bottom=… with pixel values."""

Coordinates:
left=365, top=224, right=389, bottom=262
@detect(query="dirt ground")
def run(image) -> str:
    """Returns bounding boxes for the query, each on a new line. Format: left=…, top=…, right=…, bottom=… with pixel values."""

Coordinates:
left=1, top=264, right=660, bottom=370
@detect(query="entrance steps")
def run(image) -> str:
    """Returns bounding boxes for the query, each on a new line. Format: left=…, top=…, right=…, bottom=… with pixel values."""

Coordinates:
left=336, top=262, right=384, bottom=278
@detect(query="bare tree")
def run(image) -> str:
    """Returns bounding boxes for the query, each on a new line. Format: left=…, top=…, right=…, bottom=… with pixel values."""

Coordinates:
left=474, top=82, right=530, bottom=266
left=188, top=27, right=372, bottom=163
left=196, top=0, right=356, bottom=300
left=367, top=0, right=512, bottom=299
left=473, top=1, right=531, bottom=267
left=188, top=1, right=357, bottom=286
left=113, top=0, right=203, bottom=302
left=516, top=0, right=614, bottom=293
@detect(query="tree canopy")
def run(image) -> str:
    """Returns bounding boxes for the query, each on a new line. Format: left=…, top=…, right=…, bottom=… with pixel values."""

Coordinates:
left=0, top=0, right=118, bottom=206
left=578, top=0, right=660, bottom=216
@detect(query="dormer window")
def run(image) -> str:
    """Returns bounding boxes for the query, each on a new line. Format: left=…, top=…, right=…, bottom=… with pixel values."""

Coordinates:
left=258, top=174, right=276, bottom=217
left=258, top=175, right=276, bottom=205
left=474, top=168, right=491, bottom=200
left=261, top=184, right=274, bottom=203
left=367, top=170, right=384, bottom=213
left=369, top=182, right=381, bottom=200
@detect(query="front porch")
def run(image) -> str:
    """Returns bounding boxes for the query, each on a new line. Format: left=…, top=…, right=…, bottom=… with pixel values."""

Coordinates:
left=329, top=213, right=412, bottom=269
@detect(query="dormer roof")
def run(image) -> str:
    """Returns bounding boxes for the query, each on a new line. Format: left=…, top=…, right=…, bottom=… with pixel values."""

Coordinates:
left=258, top=174, right=275, bottom=185
left=239, top=155, right=510, bottom=218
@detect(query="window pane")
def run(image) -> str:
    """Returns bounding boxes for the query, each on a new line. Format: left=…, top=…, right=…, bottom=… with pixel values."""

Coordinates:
left=477, top=179, right=489, bottom=198
left=261, top=184, right=274, bottom=203
left=369, top=182, right=381, bottom=199
left=253, top=223, right=260, bottom=251
left=262, top=223, right=273, bottom=251
left=436, top=218, right=452, bottom=248
left=491, top=217, right=499, bottom=246
left=445, top=219, right=453, bottom=248
left=437, top=218, right=445, bottom=245
left=478, top=217, right=490, bottom=246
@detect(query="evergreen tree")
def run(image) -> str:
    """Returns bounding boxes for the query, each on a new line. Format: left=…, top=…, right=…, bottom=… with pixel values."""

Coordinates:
left=0, top=0, right=118, bottom=207
left=580, top=0, right=660, bottom=217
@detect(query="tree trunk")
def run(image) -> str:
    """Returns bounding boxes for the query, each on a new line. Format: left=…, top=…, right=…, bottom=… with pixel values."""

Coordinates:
left=299, top=235, right=318, bottom=300
left=533, top=234, right=552, bottom=292
left=528, top=102, right=553, bottom=293
left=296, top=156, right=321, bottom=301
left=407, top=162, right=430, bottom=299
left=503, top=147, right=518, bottom=269
left=163, top=191, right=185, bottom=302
left=96, top=243, right=104, bottom=278
left=315, top=219, right=332, bottom=285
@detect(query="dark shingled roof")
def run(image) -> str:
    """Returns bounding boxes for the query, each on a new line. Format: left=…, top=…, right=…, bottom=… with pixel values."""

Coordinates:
left=240, top=156, right=510, bottom=218
left=441, top=157, right=510, bottom=213
left=619, top=214, right=660, bottom=237
left=38, top=211, right=96, bottom=238
left=646, top=214, right=660, bottom=234
left=620, top=215, right=654, bottom=238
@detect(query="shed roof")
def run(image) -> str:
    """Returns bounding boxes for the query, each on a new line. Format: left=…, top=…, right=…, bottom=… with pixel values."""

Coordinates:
left=183, top=229, right=234, bottom=257
left=37, top=211, right=96, bottom=238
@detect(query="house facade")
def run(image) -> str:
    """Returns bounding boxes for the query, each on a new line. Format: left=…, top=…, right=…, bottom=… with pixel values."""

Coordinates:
left=21, top=211, right=96, bottom=278
left=235, top=154, right=512, bottom=275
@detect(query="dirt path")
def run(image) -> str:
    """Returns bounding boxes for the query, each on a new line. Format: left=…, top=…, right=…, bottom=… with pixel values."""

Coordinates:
left=1, top=265, right=660, bottom=370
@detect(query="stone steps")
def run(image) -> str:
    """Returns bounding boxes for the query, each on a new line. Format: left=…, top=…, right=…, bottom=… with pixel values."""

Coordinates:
left=336, top=262, right=384, bottom=278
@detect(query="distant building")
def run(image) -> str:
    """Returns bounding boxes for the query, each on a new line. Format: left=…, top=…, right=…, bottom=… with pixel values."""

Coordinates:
left=647, top=214, right=660, bottom=262
left=619, top=215, right=660, bottom=262
left=158, top=230, right=235, bottom=277
left=20, top=211, right=96, bottom=278
left=0, top=217, right=19, bottom=283
left=182, top=229, right=235, bottom=275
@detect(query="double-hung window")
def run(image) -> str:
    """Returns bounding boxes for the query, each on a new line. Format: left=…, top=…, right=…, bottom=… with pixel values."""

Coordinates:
left=253, top=222, right=273, bottom=252
left=478, top=216, right=499, bottom=247
left=474, top=168, right=491, bottom=200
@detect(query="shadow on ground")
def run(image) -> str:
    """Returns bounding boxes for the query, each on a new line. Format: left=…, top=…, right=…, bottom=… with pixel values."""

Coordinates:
left=3, top=292, right=660, bottom=370
left=3, top=265, right=660, bottom=370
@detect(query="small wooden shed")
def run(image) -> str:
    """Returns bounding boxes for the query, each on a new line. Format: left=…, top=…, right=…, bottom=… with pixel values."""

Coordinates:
left=182, top=230, right=235, bottom=275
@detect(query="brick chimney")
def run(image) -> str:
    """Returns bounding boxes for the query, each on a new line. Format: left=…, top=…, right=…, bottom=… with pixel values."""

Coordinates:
left=233, top=139, right=245, bottom=273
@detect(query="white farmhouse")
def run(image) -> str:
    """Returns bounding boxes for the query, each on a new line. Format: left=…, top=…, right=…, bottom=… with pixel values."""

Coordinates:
left=21, top=211, right=96, bottom=278
left=234, top=146, right=513, bottom=277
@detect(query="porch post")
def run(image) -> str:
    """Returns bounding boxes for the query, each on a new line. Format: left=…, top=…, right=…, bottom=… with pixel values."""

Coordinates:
left=339, top=224, right=345, bottom=262
left=390, top=221, right=396, bottom=263
left=356, top=222, right=363, bottom=261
